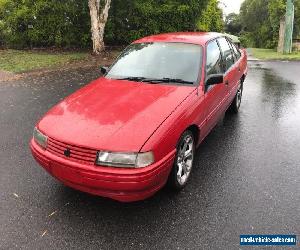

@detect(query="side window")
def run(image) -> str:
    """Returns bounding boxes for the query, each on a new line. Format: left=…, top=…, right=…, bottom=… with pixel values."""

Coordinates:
left=206, top=40, right=223, bottom=77
left=228, top=39, right=241, bottom=60
left=218, top=37, right=235, bottom=72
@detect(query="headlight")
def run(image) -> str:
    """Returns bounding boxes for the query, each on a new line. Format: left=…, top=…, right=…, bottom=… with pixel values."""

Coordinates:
left=33, top=127, right=48, bottom=149
left=96, top=151, right=154, bottom=168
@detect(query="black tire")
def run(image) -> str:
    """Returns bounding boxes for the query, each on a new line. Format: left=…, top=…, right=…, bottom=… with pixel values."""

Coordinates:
left=229, top=81, right=243, bottom=113
left=168, top=130, right=195, bottom=190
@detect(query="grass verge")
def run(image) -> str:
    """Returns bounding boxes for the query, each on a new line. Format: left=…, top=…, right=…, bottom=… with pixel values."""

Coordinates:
left=250, top=48, right=300, bottom=60
left=0, top=49, right=89, bottom=73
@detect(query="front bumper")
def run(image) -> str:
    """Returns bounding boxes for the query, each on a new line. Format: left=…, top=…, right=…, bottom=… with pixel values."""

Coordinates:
left=30, top=139, right=176, bottom=202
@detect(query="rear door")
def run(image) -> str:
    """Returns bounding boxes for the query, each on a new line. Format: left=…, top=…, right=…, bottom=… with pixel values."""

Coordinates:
left=217, top=37, right=237, bottom=108
left=227, top=39, right=244, bottom=95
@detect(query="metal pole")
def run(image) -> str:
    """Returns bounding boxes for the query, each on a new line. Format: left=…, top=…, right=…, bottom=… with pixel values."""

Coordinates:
left=283, top=0, right=294, bottom=54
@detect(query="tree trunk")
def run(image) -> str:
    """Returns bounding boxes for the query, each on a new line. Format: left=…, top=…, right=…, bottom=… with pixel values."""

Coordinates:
left=88, top=0, right=111, bottom=54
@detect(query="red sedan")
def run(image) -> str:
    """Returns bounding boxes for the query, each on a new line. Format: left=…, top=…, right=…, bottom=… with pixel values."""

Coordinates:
left=30, top=32, right=247, bottom=202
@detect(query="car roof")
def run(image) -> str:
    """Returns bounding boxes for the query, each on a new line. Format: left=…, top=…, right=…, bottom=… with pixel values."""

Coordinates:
left=133, top=32, right=224, bottom=46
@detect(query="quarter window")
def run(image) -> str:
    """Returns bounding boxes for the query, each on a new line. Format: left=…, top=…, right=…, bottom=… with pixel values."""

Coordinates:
left=218, top=37, right=235, bottom=72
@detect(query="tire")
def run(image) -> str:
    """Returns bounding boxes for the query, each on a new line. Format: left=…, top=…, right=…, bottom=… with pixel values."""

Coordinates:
left=168, top=130, right=195, bottom=190
left=229, top=81, right=243, bottom=113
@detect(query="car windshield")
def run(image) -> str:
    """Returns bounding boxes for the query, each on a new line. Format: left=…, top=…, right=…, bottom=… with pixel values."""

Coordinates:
left=106, top=42, right=202, bottom=84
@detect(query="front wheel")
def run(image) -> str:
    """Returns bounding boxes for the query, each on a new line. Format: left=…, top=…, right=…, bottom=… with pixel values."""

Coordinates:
left=168, top=130, right=195, bottom=190
left=229, top=81, right=243, bottom=113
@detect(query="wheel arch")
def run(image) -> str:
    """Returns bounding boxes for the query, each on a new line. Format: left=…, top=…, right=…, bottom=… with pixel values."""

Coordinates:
left=241, top=74, right=246, bottom=84
left=185, top=124, right=200, bottom=146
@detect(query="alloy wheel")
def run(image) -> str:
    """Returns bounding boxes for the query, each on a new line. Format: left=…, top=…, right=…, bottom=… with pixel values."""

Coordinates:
left=236, top=83, right=243, bottom=109
left=176, top=134, right=194, bottom=185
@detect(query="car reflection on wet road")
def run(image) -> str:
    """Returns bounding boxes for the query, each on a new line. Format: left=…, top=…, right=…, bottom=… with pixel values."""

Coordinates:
left=0, top=61, right=299, bottom=249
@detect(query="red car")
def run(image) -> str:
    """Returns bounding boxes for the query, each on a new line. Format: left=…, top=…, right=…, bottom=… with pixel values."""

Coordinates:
left=31, top=32, right=247, bottom=202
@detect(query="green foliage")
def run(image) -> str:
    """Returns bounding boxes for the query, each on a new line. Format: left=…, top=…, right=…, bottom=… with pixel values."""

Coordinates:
left=239, top=0, right=300, bottom=49
left=267, top=0, right=286, bottom=48
left=0, top=19, right=4, bottom=46
left=240, top=0, right=273, bottom=48
left=225, top=13, right=242, bottom=36
left=196, top=0, right=224, bottom=32
left=106, top=0, right=218, bottom=45
left=0, top=0, right=225, bottom=48
left=239, top=32, right=254, bottom=48
left=0, top=0, right=91, bottom=48
left=294, top=0, right=300, bottom=39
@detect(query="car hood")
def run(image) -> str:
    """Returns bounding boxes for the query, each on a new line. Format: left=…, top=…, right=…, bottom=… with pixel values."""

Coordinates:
left=38, top=77, right=195, bottom=152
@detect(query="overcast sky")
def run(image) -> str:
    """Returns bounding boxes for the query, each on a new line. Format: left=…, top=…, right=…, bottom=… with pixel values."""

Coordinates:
left=220, top=0, right=245, bottom=16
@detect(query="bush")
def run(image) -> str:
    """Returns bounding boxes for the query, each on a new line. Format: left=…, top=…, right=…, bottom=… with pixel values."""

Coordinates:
left=239, top=32, right=254, bottom=48
left=105, top=0, right=212, bottom=45
left=0, top=20, right=5, bottom=47
left=196, top=0, right=223, bottom=32
left=239, top=0, right=300, bottom=49
left=0, top=0, right=91, bottom=48
left=0, top=0, right=223, bottom=48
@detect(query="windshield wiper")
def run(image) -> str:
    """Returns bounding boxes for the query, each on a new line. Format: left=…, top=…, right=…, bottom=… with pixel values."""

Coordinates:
left=115, top=77, right=194, bottom=85
left=142, top=78, right=194, bottom=85
left=116, top=76, right=146, bottom=82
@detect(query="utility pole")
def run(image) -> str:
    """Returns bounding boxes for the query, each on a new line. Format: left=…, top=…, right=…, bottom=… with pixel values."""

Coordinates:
left=283, top=0, right=294, bottom=54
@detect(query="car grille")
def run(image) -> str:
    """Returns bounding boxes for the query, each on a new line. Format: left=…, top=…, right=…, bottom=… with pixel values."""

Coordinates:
left=47, top=137, right=97, bottom=165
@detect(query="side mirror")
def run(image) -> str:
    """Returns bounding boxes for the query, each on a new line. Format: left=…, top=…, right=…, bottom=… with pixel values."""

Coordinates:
left=100, top=66, right=109, bottom=75
left=205, top=74, right=224, bottom=86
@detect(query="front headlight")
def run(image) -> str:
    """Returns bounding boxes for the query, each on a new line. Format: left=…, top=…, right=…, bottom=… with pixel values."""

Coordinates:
left=96, top=151, right=154, bottom=168
left=33, top=127, right=48, bottom=149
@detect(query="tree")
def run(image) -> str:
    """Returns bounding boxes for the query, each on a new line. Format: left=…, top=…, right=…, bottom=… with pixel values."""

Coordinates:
left=225, top=13, right=242, bottom=35
left=240, top=0, right=270, bottom=47
left=0, top=0, right=91, bottom=48
left=0, top=0, right=228, bottom=49
left=294, top=0, right=300, bottom=38
left=88, top=0, right=111, bottom=54
left=268, top=0, right=286, bottom=48
left=238, top=0, right=300, bottom=48
left=196, top=0, right=224, bottom=32
left=105, top=0, right=212, bottom=45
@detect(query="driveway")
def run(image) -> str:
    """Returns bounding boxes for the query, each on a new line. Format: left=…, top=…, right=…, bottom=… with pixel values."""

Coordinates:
left=0, top=61, right=299, bottom=249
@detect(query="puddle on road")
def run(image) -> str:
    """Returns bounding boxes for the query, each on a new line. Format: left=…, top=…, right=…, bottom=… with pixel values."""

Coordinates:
left=246, top=61, right=300, bottom=141
left=248, top=61, right=265, bottom=69
left=261, top=69, right=296, bottom=119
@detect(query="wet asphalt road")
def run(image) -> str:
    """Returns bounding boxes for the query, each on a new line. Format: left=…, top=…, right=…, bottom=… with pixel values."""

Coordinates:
left=0, top=61, right=299, bottom=249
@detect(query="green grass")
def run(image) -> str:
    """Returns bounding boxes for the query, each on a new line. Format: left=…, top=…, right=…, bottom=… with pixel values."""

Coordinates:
left=250, top=48, right=300, bottom=60
left=0, top=49, right=88, bottom=73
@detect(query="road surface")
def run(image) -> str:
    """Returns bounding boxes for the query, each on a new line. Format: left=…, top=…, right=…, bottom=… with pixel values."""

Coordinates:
left=0, top=61, right=299, bottom=249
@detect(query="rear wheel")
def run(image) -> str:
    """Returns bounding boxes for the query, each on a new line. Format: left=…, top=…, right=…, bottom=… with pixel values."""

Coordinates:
left=229, top=81, right=243, bottom=113
left=168, top=130, right=195, bottom=190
